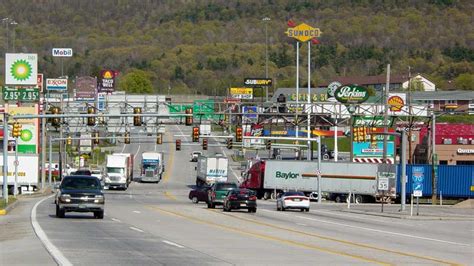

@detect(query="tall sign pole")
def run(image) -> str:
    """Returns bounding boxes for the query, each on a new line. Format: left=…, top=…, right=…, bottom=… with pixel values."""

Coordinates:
left=2, top=113, right=8, bottom=202
left=285, top=22, right=321, bottom=159
left=307, top=41, right=311, bottom=161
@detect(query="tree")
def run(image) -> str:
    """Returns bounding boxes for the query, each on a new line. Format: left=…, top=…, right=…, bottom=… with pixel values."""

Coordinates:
left=454, top=73, right=474, bottom=90
left=119, top=69, right=153, bottom=94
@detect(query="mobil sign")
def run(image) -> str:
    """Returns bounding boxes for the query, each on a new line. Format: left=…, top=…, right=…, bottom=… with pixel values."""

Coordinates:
left=46, top=78, right=68, bottom=91
left=52, top=48, right=73, bottom=57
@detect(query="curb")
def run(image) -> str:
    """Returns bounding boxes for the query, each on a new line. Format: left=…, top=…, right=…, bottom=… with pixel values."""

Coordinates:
left=340, top=209, right=474, bottom=221
left=0, top=199, right=19, bottom=215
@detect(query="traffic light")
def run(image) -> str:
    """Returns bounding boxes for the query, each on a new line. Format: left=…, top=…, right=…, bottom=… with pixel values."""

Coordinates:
left=226, top=138, right=233, bottom=149
left=133, top=107, right=142, bottom=126
left=235, top=126, right=243, bottom=142
left=124, top=132, right=130, bottom=144
left=266, top=139, right=271, bottom=150
left=50, top=107, right=61, bottom=127
left=67, top=136, right=72, bottom=145
left=87, top=106, right=96, bottom=126
left=93, top=131, right=100, bottom=145
left=156, top=133, right=163, bottom=144
left=176, top=139, right=181, bottom=151
left=12, top=122, right=22, bottom=138
left=202, top=138, right=208, bottom=150
left=185, top=108, right=193, bottom=126
left=192, top=126, right=200, bottom=142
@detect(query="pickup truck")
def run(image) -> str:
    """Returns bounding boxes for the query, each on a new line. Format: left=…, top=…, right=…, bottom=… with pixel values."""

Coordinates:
left=207, top=182, right=238, bottom=208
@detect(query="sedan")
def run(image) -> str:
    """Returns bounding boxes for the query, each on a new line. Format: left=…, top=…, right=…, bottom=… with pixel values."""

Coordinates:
left=223, top=188, right=257, bottom=213
left=188, top=186, right=210, bottom=203
left=276, top=191, right=310, bottom=212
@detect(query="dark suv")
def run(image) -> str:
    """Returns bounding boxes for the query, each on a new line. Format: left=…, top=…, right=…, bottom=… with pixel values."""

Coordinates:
left=55, top=175, right=105, bottom=219
left=223, top=188, right=257, bottom=213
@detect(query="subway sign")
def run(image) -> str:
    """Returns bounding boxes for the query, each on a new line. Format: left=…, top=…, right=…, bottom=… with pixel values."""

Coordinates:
left=244, top=78, right=272, bottom=87
left=334, top=85, right=369, bottom=103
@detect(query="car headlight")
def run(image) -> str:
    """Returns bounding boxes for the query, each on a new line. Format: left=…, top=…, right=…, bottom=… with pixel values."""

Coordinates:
left=94, top=194, right=104, bottom=203
left=60, top=194, right=71, bottom=203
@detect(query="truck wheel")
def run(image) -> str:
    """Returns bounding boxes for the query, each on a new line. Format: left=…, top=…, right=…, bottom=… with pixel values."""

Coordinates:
left=355, top=195, right=363, bottom=204
left=335, top=195, right=344, bottom=203
left=94, top=211, right=104, bottom=219
left=56, top=205, right=65, bottom=218
left=263, top=192, right=271, bottom=200
left=192, top=197, right=199, bottom=204
left=323, top=154, right=330, bottom=160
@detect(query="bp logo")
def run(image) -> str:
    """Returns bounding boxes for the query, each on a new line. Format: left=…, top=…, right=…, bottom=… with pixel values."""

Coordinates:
left=10, top=59, right=33, bottom=81
left=20, top=129, right=33, bottom=142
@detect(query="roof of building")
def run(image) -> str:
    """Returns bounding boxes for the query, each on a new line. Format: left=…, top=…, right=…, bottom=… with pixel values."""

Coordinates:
left=318, top=74, right=409, bottom=87
left=420, top=123, right=474, bottom=145
left=411, top=91, right=474, bottom=101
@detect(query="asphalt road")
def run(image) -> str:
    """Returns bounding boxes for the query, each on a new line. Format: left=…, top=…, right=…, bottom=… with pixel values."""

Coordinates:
left=11, top=125, right=474, bottom=265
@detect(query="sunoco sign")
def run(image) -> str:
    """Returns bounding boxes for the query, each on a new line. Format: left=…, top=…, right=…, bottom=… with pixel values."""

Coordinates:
left=334, top=85, right=369, bottom=103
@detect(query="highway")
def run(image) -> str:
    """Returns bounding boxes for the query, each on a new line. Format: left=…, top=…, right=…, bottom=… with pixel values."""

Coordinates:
left=29, top=125, right=473, bottom=265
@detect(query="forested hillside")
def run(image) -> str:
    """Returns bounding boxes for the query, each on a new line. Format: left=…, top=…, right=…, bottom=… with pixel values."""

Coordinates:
left=1, top=0, right=473, bottom=95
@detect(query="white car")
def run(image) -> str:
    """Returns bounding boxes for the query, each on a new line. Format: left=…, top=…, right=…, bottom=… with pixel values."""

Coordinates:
left=190, top=151, right=202, bottom=162
left=276, top=191, right=310, bottom=212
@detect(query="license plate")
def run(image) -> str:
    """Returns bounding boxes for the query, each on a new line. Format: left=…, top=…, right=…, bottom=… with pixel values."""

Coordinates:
left=240, top=203, right=246, bottom=207
left=78, top=204, right=87, bottom=209
left=294, top=199, right=300, bottom=202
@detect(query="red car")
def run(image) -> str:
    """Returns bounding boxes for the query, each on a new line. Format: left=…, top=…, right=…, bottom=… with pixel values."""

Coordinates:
left=188, top=186, right=210, bottom=203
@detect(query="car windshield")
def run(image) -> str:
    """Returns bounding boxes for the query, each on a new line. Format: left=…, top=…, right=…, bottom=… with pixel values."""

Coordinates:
left=74, top=170, right=91, bottom=175
left=107, top=167, right=124, bottom=174
left=283, top=191, right=305, bottom=197
left=62, top=177, right=100, bottom=190
left=91, top=170, right=101, bottom=174
left=215, top=183, right=238, bottom=190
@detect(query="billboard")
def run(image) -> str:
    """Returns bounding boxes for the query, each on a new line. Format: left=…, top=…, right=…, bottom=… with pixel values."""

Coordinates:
left=98, top=70, right=116, bottom=93
left=6, top=105, right=39, bottom=154
left=75, top=76, right=97, bottom=101
left=46, top=78, right=68, bottom=91
left=230, top=87, right=253, bottom=99
left=5, top=53, right=38, bottom=85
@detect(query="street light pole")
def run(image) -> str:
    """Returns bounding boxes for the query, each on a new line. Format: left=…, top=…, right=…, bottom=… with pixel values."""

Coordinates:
left=262, top=17, right=270, bottom=102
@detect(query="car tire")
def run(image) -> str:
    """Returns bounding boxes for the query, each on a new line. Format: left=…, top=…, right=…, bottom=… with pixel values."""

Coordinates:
left=207, top=202, right=214, bottom=209
left=56, top=205, right=65, bottom=218
left=192, top=197, right=199, bottom=204
left=94, top=211, right=104, bottom=219
left=300, top=208, right=305, bottom=212
left=281, top=207, right=285, bottom=211
left=305, top=208, right=310, bottom=212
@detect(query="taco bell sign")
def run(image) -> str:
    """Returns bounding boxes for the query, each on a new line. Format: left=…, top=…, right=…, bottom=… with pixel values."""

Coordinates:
left=52, top=48, right=73, bottom=57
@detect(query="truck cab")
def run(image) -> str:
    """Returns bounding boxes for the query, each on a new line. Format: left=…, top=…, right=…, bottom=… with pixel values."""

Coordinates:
left=207, top=182, right=238, bottom=208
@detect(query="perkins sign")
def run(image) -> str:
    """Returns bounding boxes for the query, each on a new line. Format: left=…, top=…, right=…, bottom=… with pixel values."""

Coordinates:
left=52, top=48, right=73, bottom=57
left=334, top=85, right=369, bottom=103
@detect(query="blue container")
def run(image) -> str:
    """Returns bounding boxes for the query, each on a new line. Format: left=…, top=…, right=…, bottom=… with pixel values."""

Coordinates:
left=397, top=164, right=474, bottom=198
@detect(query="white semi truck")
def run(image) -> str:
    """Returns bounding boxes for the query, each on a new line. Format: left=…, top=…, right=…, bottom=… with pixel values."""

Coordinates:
left=104, top=153, right=133, bottom=190
left=196, top=155, right=228, bottom=186
left=0, top=154, right=39, bottom=194
left=140, top=152, right=165, bottom=183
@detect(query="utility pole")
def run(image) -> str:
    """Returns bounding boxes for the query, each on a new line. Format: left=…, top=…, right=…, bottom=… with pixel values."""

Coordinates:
left=383, top=64, right=390, bottom=163
left=263, top=17, right=270, bottom=102
left=2, top=113, right=9, bottom=203
left=306, top=41, right=311, bottom=161
left=407, top=66, right=413, bottom=164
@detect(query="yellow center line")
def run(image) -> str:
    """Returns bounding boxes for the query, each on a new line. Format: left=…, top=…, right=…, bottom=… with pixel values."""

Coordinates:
left=210, top=209, right=460, bottom=266
left=145, top=205, right=390, bottom=265
left=161, top=127, right=177, bottom=201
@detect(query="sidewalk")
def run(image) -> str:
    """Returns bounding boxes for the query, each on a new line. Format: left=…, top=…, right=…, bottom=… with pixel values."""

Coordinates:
left=0, top=193, right=55, bottom=265
left=336, top=201, right=474, bottom=220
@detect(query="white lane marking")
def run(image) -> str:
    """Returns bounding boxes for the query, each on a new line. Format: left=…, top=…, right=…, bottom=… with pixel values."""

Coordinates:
left=31, top=195, right=72, bottom=266
left=133, top=210, right=141, bottom=214
left=175, top=125, right=188, bottom=142
left=296, top=223, right=307, bottom=226
left=295, top=215, right=470, bottom=246
left=260, top=209, right=289, bottom=216
left=129, top=226, right=144, bottom=233
left=121, top=144, right=126, bottom=153
left=111, top=218, right=122, bottom=223
left=134, top=145, right=141, bottom=161
left=162, top=240, right=184, bottom=248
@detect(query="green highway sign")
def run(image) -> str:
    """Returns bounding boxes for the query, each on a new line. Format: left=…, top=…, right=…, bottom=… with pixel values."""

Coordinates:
left=3, top=87, right=40, bottom=102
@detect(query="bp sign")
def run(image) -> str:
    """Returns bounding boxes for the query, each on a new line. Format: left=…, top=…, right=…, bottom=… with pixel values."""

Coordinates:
left=5, top=53, right=38, bottom=85
left=334, top=85, right=369, bottom=104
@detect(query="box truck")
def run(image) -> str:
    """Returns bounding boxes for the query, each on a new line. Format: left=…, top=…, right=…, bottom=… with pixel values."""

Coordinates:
left=104, top=153, right=133, bottom=190
left=0, top=154, right=39, bottom=194
left=196, top=155, right=228, bottom=186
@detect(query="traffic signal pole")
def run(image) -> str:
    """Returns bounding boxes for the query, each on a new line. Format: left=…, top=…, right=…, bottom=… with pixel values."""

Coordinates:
left=2, top=113, right=8, bottom=202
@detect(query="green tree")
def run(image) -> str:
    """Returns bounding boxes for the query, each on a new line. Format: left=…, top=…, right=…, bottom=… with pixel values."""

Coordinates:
left=454, top=73, right=474, bottom=90
left=119, top=69, right=153, bottom=94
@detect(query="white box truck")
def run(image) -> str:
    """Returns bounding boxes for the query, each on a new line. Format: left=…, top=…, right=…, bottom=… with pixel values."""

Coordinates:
left=199, top=124, right=211, bottom=136
left=104, top=154, right=130, bottom=190
left=196, top=155, right=228, bottom=186
left=140, top=152, right=165, bottom=183
left=0, top=154, right=39, bottom=194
